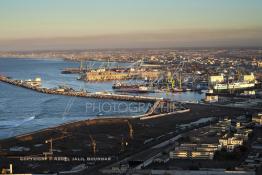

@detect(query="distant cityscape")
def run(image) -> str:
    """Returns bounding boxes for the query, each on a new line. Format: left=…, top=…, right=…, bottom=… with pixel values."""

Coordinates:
left=1, top=48, right=262, bottom=62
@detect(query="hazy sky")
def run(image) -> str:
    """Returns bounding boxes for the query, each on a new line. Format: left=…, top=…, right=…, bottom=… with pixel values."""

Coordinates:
left=0, top=0, right=262, bottom=51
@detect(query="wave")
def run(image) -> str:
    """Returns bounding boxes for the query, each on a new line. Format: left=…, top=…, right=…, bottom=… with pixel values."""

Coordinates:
left=18, top=116, right=35, bottom=126
left=0, top=115, right=36, bottom=128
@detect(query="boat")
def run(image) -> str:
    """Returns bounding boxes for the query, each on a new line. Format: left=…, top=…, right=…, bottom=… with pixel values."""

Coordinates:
left=211, top=73, right=258, bottom=92
left=112, top=82, right=154, bottom=93
left=169, top=88, right=185, bottom=93
left=213, top=82, right=255, bottom=90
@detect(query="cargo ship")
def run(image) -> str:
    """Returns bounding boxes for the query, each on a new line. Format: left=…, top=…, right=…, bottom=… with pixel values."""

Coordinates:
left=213, top=82, right=256, bottom=91
left=210, top=73, right=259, bottom=92
left=112, top=82, right=154, bottom=93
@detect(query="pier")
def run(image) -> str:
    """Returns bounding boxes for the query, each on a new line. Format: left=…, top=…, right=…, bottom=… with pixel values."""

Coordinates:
left=0, top=75, right=163, bottom=103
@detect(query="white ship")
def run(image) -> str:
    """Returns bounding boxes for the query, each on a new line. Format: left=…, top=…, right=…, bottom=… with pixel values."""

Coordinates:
left=211, top=73, right=257, bottom=91
left=213, top=82, right=255, bottom=90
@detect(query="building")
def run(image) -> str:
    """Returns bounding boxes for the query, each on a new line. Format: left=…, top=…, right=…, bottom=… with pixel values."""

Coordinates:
left=85, top=70, right=130, bottom=81
left=141, top=71, right=160, bottom=80
left=219, top=137, right=244, bottom=152
left=243, top=73, right=255, bottom=83
left=252, top=113, right=262, bottom=126
left=234, top=129, right=252, bottom=141
left=127, top=69, right=161, bottom=80
left=209, top=75, right=224, bottom=85
left=169, top=144, right=219, bottom=160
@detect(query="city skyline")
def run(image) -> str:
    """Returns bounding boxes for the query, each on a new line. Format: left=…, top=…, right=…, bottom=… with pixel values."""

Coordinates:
left=1, top=0, right=262, bottom=51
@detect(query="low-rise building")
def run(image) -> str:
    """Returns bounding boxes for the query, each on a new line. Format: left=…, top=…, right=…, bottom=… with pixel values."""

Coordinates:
left=209, top=75, right=224, bottom=85
left=169, top=144, right=219, bottom=160
left=219, top=137, right=244, bottom=152
left=243, top=73, right=255, bottom=83
left=252, top=113, right=262, bottom=126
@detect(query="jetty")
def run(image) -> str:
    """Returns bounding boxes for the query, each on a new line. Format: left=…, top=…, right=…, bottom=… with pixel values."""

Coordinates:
left=0, top=75, right=162, bottom=103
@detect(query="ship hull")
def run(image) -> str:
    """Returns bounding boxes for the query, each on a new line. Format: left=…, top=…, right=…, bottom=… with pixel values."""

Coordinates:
left=112, top=84, right=154, bottom=93
left=212, top=82, right=258, bottom=93
left=113, top=88, right=153, bottom=93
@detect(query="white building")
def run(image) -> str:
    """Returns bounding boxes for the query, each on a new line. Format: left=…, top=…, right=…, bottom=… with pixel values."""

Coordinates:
left=219, top=137, right=244, bottom=152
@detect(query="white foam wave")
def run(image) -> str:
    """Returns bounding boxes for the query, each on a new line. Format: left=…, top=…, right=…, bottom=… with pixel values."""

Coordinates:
left=0, top=115, right=36, bottom=128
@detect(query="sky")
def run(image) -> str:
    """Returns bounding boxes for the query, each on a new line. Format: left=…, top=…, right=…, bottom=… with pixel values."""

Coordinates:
left=0, top=0, right=262, bottom=51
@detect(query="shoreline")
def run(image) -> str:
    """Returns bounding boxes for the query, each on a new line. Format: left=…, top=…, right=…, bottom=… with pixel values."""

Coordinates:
left=0, top=100, right=190, bottom=141
left=0, top=117, right=132, bottom=142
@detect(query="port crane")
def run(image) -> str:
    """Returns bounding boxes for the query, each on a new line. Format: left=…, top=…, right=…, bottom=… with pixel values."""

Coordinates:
left=89, top=134, right=96, bottom=155
left=43, top=138, right=53, bottom=159
left=170, top=59, right=185, bottom=89
left=127, top=120, right=134, bottom=140
left=161, top=59, right=186, bottom=98
left=119, top=120, right=134, bottom=152
left=120, top=135, right=128, bottom=152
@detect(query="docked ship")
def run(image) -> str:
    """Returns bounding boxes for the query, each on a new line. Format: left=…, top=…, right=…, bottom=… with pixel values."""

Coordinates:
left=210, top=73, right=258, bottom=92
left=112, top=82, right=154, bottom=93
left=213, top=82, right=256, bottom=91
